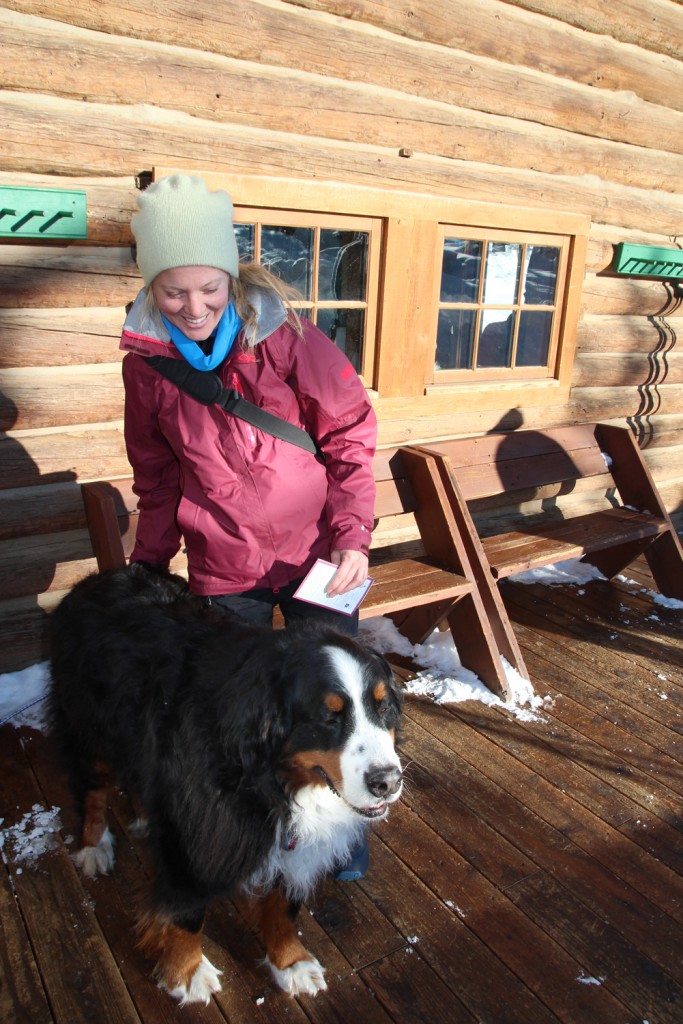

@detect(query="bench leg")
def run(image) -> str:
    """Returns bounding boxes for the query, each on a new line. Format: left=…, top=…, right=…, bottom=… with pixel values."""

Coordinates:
left=388, top=595, right=512, bottom=701
left=582, top=536, right=658, bottom=582
left=387, top=599, right=457, bottom=646
left=414, top=449, right=530, bottom=683
left=644, top=530, right=683, bottom=600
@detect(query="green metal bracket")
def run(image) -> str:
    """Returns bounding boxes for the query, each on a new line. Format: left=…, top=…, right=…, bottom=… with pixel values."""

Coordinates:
left=0, top=186, right=87, bottom=239
left=612, top=242, right=683, bottom=281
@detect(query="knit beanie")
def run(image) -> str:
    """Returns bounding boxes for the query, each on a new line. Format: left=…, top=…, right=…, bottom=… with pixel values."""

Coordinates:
left=131, top=174, right=240, bottom=285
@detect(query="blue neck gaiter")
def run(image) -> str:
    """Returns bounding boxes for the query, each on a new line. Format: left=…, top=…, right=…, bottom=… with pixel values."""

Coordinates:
left=161, top=302, right=243, bottom=371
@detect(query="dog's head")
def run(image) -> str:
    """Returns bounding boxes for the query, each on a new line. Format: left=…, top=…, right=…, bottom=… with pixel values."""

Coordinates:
left=277, top=627, right=404, bottom=820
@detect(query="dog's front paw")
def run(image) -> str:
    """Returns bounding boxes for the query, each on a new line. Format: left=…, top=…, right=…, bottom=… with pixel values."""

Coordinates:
left=267, top=956, right=327, bottom=997
left=160, top=955, right=222, bottom=1005
left=72, top=826, right=115, bottom=877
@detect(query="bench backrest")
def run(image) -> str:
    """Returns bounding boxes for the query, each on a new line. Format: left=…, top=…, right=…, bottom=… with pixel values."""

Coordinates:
left=419, top=424, right=611, bottom=502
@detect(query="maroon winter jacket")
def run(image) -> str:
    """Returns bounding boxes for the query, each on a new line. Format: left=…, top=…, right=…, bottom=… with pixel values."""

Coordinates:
left=120, top=289, right=377, bottom=596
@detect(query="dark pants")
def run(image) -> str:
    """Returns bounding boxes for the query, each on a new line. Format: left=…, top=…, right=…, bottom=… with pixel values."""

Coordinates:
left=208, top=576, right=359, bottom=636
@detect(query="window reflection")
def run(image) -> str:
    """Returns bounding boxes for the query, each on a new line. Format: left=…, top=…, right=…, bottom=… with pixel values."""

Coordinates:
left=436, top=309, right=476, bottom=369
left=517, top=310, right=553, bottom=365
left=483, top=244, right=521, bottom=305
left=316, top=308, right=365, bottom=372
left=440, top=239, right=481, bottom=302
left=261, top=225, right=313, bottom=298
left=478, top=310, right=514, bottom=368
left=523, top=247, right=559, bottom=305
left=234, top=223, right=254, bottom=262
left=319, top=231, right=368, bottom=302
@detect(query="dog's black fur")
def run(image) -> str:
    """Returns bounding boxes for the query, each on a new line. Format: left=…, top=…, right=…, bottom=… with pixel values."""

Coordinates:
left=47, top=562, right=403, bottom=1002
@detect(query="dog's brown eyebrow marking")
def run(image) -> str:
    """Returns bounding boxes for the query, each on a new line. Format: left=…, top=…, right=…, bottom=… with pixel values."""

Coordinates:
left=373, top=681, right=387, bottom=703
left=324, top=693, right=344, bottom=714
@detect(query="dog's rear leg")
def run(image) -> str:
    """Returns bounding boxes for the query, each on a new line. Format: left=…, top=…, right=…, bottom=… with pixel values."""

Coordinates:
left=137, top=910, right=222, bottom=1006
left=72, top=761, right=115, bottom=877
left=238, top=889, right=327, bottom=997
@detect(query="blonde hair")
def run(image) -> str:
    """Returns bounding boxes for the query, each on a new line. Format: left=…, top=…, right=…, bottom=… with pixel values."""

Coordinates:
left=231, top=262, right=304, bottom=346
left=144, top=261, right=304, bottom=348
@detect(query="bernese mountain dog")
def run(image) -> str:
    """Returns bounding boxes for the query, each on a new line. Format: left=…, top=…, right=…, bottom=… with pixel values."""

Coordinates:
left=47, top=562, right=403, bottom=1004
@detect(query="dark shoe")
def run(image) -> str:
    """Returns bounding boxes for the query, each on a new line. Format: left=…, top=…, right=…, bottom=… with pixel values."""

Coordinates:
left=334, top=833, right=370, bottom=881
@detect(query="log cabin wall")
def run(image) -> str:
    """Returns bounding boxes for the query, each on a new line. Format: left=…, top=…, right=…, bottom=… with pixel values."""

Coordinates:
left=0, top=0, right=682, bottom=671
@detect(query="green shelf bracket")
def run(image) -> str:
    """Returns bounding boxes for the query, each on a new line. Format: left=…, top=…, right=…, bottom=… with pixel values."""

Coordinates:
left=0, top=186, right=87, bottom=239
left=612, top=242, right=683, bottom=281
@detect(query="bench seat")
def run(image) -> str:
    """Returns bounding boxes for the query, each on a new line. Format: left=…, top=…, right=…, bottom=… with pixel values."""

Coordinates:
left=483, top=507, right=669, bottom=580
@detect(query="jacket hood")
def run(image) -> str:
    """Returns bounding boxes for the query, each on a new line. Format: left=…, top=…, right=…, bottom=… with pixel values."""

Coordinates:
left=120, top=284, right=289, bottom=357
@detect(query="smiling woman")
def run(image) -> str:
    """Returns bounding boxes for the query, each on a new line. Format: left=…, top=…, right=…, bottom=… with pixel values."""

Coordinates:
left=120, top=173, right=379, bottom=880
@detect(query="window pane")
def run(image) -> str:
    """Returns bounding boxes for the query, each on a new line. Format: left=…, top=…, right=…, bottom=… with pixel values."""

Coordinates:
left=234, top=223, right=255, bottom=262
left=440, top=239, right=482, bottom=302
left=517, top=310, right=553, bottom=366
left=261, top=226, right=313, bottom=298
left=523, top=246, right=560, bottom=305
left=478, top=310, right=514, bottom=367
left=319, top=230, right=368, bottom=301
left=316, top=308, right=365, bottom=372
left=436, top=309, right=476, bottom=369
left=483, top=244, right=521, bottom=305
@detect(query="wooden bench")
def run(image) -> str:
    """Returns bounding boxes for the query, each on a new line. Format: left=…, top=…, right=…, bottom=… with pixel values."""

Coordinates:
left=415, top=422, right=683, bottom=680
left=81, top=447, right=516, bottom=698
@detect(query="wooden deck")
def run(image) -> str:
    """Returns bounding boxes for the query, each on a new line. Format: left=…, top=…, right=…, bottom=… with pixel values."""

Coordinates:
left=2, top=559, right=682, bottom=1024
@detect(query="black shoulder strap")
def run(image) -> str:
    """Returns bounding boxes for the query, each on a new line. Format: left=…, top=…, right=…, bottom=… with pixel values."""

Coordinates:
left=143, top=355, right=321, bottom=458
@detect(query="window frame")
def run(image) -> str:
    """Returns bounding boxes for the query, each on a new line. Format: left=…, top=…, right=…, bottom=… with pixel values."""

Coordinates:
left=233, top=206, right=383, bottom=384
left=430, top=225, right=572, bottom=384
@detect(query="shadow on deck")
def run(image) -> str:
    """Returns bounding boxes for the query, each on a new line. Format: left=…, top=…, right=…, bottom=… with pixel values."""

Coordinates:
left=2, top=558, right=682, bottom=1024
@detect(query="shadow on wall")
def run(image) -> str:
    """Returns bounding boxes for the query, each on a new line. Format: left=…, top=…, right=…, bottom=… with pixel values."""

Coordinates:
left=628, top=282, right=681, bottom=448
left=0, top=393, right=78, bottom=671
left=486, top=409, right=581, bottom=527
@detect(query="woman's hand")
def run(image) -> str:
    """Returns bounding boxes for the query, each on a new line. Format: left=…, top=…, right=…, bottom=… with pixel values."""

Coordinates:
left=326, top=549, right=369, bottom=597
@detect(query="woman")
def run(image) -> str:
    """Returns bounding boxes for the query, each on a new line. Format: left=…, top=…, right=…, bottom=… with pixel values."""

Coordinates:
left=121, top=173, right=378, bottom=877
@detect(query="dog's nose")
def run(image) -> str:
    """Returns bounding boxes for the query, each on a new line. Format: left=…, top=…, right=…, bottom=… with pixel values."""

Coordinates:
left=365, top=765, right=402, bottom=799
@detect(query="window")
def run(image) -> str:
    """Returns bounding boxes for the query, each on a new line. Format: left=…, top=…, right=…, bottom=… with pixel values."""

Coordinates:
left=433, top=228, right=570, bottom=382
left=233, top=208, right=382, bottom=381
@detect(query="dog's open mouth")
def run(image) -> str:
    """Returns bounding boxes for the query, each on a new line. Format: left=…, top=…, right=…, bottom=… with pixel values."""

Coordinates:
left=314, top=766, right=388, bottom=819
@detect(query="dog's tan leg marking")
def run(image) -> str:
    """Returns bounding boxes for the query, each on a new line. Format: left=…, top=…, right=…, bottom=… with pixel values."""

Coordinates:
left=72, top=771, right=115, bottom=877
left=137, top=913, right=221, bottom=1005
left=239, top=890, right=327, bottom=996
left=81, top=786, right=109, bottom=848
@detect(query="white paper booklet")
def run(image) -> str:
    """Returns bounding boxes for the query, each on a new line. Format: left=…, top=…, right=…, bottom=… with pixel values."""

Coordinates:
left=294, top=559, right=374, bottom=615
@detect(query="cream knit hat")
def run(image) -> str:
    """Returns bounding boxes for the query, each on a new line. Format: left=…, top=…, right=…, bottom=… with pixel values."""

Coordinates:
left=131, top=174, right=240, bottom=285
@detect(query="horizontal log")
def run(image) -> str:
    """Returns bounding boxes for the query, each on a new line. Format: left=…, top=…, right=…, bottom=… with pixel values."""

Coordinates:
left=375, top=387, right=683, bottom=446
left=292, top=0, right=683, bottom=113
left=577, top=315, right=683, bottom=356
left=580, top=275, right=680, bottom=317
left=0, top=170, right=139, bottom=244
left=5, top=11, right=683, bottom=194
left=0, top=325, right=122, bottom=369
left=0, top=529, right=95, bottom=601
left=0, top=481, right=87, bottom=541
left=4, top=3, right=682, bottom=154
left=572, top=353, right=683, bottom=390
left=0, top=528, right=187, bottom=602
left=1, top=366, right=124, bottom=430
left=2, top=93, right=682, bottom=235
left=510, top=0, right=681, bottom=62
left=0, top=267, right=138, bottom=309
left=0, top=423, right=128, bottom=489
